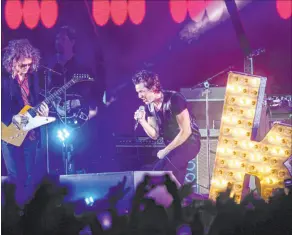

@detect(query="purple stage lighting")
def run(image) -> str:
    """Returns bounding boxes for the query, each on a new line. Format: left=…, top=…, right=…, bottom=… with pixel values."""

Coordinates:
left=98, top=211, right=112, bottom=230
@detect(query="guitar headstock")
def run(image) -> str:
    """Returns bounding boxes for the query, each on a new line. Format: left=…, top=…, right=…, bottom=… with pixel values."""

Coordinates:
left=72, top=74, right=94, bottom=83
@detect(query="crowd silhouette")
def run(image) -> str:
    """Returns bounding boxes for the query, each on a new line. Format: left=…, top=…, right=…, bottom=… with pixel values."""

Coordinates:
left=2, top=174, right=292, bottom=235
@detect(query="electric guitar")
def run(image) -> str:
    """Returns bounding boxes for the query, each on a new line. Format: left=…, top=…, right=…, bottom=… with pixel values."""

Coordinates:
left=54, top=93, right=90, bottom=129
left=40, top=89, right=117, bottom=129
left=41, top=89, right=90, bottom=129
left=1, top=74, right=94, bottom=146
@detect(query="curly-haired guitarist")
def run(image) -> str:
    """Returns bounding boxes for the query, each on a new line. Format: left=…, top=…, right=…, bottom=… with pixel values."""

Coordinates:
left=1, top=39, right=49, bottom=203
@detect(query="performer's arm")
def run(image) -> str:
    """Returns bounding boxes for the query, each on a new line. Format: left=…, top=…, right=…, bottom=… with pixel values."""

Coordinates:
left=134, top=109, right=159, bottom=140
left=164, top=109, right=192, bottom=152
left=140, top=116, right=159, bottom=140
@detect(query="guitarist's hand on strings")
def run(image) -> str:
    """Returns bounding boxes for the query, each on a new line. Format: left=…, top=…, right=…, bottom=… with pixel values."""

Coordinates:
left=12, top=114, right=29, bottom=128
left=37, top=102, right=49, bottom=117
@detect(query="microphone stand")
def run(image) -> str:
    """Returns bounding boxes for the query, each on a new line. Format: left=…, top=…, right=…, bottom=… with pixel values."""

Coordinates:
left=62, top=68, right=71, bottom=175
left=191, top=66, right=232, bottom=193
left=61, top=68, right=74, bottom=175
left=63, top=68, right=68, bottom=175
left=190, top=66, right=233, bottom=90
left=42, top=65, right=63, bottom=175
left=44, top=69, right=50, bottom=175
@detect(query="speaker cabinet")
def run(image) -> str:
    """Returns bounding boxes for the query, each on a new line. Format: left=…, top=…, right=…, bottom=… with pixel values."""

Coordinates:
left=186, top=138, right=218, bottom=194
left=187, top=102, right=224, bottom=130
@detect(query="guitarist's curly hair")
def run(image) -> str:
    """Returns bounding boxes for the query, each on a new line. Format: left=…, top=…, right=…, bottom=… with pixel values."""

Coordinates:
left=2, top=39, right=41, bottom=78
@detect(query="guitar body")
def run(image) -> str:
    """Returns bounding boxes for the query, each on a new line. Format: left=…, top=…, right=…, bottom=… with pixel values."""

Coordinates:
left=1, top=105, right=56, bottom=147
left=2, top=105, right=31, bottom=147
left=41, top=88, right=90, bottom=129
left=58, top=106, right=89, bottom=129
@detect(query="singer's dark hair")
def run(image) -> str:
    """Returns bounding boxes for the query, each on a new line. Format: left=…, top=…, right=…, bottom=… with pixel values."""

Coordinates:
left=132, top=70, right=161, bottom=93
left=57, top=25, right=76, bottom=41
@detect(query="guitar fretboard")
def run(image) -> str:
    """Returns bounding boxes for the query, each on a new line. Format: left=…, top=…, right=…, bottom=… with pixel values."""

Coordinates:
left=43, top=80, right=75, bottom=105
left=32, top=79, right=76, bottom=112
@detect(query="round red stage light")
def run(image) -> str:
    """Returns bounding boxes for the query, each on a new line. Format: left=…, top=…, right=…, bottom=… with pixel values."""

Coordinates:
left=276, top=0, right=291, bottom=20
left=5, top=0, right=22, bottom=30
left=128, top=0, right=146, bottom=25
left=23, top=0, right=40, bottom=29
left=110, top=0, right=128, bottom=26
left=40, top=0, right=58, bottom=28
left=188, top=0, right=206, bottom=23
left=92, top=0, right=110, bottom=26
left=169, top=0, right=188, bottom=23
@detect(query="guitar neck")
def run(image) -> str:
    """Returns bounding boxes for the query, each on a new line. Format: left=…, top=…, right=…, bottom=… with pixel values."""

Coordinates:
left=34, top=79, right=75, bottom=110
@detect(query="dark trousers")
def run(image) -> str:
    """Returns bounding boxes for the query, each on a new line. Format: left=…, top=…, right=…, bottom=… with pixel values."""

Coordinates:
left=1, top=139, right=39, bottom=203
left=151, top=136, right=201, bottom=185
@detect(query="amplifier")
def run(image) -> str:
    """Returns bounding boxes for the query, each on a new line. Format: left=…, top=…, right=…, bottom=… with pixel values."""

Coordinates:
left=115, top=137, right=165, bottom=170
left=187, top=101, right=224, bottom=130
left=180, top=87, right=226, bottom=101
left=116, top=136, right=219, bottom=188
left=267, top=94, right=292, bottom=108
left=185, top=138, right=218, bottom=194
left=267, top=95, right=292, bottom=126
left=181, top=87, right=225, bottom=135
left=115, top=136, right=165, bottom=148
left=269, top=107, right=292, bottom=126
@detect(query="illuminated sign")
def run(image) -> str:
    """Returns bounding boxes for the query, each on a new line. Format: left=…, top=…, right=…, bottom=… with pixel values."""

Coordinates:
left=209, top=72, right=292, bottom=203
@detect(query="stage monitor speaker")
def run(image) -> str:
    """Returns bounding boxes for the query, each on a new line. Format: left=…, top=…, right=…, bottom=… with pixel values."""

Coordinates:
left=185, top=138, right=218, bottom=195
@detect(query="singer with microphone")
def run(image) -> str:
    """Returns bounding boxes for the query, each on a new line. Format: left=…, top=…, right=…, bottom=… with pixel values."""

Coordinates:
left=133, top=70, right=201, bottom=185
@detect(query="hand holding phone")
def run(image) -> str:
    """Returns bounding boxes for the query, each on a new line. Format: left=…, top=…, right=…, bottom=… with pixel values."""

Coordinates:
left=149, top=175, right=166, bottom=186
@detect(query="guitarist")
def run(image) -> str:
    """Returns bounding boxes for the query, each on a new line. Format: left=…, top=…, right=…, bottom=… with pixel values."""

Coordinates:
left=1, top=39, right=49, bottom=203
left=45, top=26, right=102, bottom=173
left=48, top=25, right=100, bottom=120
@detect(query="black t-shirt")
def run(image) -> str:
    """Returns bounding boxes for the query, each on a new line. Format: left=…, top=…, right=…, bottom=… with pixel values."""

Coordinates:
left=146, top=90, right=200, bottom=144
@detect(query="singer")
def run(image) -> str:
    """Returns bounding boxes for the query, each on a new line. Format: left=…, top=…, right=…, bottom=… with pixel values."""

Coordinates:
left=133, top=70, right=201, bottom=185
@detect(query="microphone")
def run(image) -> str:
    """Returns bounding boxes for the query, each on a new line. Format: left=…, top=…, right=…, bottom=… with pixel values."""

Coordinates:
left=134, top=106, right=145, bottom=130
